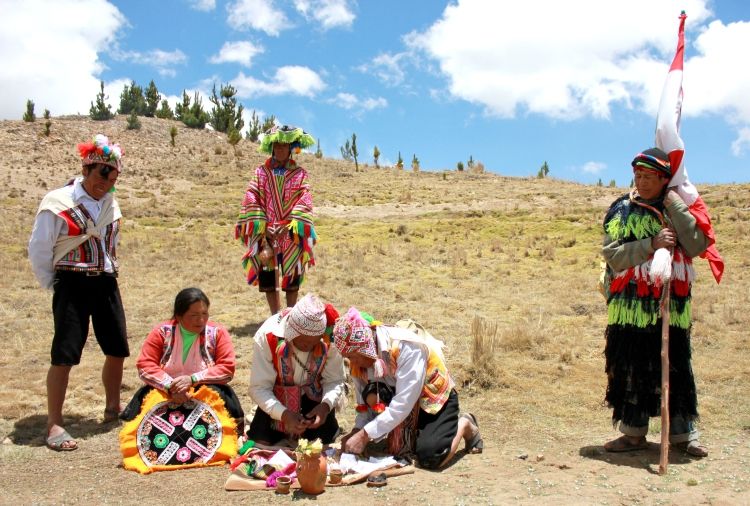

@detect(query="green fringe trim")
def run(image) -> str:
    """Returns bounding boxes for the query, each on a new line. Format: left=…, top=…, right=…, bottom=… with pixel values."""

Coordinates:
left=607, top=298, right=691, bottom=329
left=258, top=127, right=315, bottom=154
left=235, top=219, right=266, bottom=244
left=288, top=218, right=318, bottom=241
left=606, top=212, right=662, bottom=241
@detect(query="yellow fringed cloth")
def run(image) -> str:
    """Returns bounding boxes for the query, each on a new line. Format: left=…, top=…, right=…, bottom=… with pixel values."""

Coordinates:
left=120, top=386, right=237, bottom=474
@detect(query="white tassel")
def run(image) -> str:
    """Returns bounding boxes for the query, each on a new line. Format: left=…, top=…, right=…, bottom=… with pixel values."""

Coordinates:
left=650, top=247, right=672, bottom=285
left=672, top=256, right=686, bottom=282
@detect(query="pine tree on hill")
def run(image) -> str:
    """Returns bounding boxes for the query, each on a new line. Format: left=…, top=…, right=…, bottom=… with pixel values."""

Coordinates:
left=227, top=127, right=242, bottom=156
left=175, top=90, right=209, bottom=129
left=246, top=110, right=261, bottom=142
left=261, top=115, right=276, bottom=133
left=155, top=99, right=174, bottom=120
left=118, top=80, right=146, bottom=115
left=43, top=109, right=51, bottom=136
left=145, top=80, right=161, bottom=117
left=314, top=139, right=323, bottom=159
left=23, top=99, right=36, bottom=122
left=126, top=110, right=141, bottom=130
left=89, top=81, right=114, bottom=121
left=351, top=133, right=359, bottom=171
left=209, top=83, right=244, bottom=133
left=175, top=90, right=191, bottom=121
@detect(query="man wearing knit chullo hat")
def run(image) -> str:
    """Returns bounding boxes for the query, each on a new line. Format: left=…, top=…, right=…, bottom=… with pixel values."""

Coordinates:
left=600, top=147, right=710, bottom=457
left=246, top=293, right=345, bottom=445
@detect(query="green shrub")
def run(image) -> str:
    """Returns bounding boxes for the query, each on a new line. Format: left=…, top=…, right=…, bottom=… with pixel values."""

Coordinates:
left=23, top=99, right=35, bottom=122
left=145, top=80, right=160, bottom=117
left=156, top=99, right=174, bottom=119
left=89, top=81, right=114, bottom=121
left=43, top=109, right=51, bottom=136
left=126, top=110, right=141, bottom=130
left=209, top=83, right=244, bottom=133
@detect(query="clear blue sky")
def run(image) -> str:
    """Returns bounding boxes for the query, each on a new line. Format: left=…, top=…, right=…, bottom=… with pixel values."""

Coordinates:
left=2, top=0, right=749, bottom=185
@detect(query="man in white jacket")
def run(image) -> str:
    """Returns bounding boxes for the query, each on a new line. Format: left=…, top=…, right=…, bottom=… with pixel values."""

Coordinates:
left=28, top=134, right=129, bottom=452
left=247, top=293, right=345, bottom=445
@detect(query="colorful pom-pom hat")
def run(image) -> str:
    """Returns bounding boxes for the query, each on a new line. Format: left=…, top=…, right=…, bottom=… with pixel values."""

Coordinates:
left=77, top=134, right=124, bottom=171
left=258, top=124, right=315, bottom=155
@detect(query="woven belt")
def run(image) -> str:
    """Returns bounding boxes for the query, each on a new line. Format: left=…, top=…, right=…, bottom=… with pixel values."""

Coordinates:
left=85, top=271, right=117, bottom=277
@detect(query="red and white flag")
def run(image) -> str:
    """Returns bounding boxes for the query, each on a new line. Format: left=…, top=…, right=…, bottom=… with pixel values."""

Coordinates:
left=655, top=11, right=724, bottom=283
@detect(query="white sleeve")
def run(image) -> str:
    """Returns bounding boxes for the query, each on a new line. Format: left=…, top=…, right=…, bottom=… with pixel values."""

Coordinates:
left=28, top=210, right=65, bottom=290
left=321, top=346, right=346, bottom=409
left=363, top=341, right=426, bottom=440
left=248, top=332, right=287, bottom=421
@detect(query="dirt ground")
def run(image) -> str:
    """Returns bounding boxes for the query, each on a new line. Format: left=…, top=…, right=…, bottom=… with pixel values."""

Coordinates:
left=2, top=408, right=749, bottom=505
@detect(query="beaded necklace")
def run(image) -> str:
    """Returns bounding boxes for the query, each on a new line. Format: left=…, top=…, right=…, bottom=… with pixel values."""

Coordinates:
left=291, top=348, right=316, bottom=381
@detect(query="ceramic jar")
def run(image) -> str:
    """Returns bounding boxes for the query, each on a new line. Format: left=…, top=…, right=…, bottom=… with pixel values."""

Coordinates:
left=296, top=452, right=327, bottom=495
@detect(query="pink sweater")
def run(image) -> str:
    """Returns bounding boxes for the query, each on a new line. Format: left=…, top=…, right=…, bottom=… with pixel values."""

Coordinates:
left=137, top=320, right=236, bottom=392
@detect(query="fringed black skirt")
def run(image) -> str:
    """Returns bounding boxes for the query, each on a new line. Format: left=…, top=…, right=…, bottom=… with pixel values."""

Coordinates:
left=604, top=323, right=698, bottom=427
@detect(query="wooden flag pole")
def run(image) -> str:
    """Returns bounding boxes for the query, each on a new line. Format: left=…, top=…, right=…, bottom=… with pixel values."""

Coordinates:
left=658, top=273, right=672, bottom=475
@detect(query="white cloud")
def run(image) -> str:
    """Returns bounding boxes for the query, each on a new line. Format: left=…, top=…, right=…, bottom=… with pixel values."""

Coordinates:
left=359, top=52, right=409, bottom=87
left=683, top=19, right=750, bottom=124
left=330, top=92, right=387, bottom=112
left=407, top=0, right=718, bottom=120
left=731, top=127, right=750, bottom=156
left=275, top=66, right=326, bottom=96
left=209, top=41, right=264, bottom=67
left=294, top=0, right=355, bottom=30
left=0, top=0, right=125, bottom=119
left=232, top=66, right=325, bottom=98
left=188, top=0, right=215, bottom=11
left=114, top=48, right=188, bottom=78
left=581, top=161, right=606, bottom=174
left=227, top=0, right=289, bottom=36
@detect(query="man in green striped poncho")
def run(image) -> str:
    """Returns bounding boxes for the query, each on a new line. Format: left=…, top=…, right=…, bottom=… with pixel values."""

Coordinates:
left=601, top=147, right=710, bottom=457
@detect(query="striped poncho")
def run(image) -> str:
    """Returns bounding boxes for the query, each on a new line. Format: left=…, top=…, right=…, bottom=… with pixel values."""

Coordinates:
left=235, top=158, right=317, bottom=288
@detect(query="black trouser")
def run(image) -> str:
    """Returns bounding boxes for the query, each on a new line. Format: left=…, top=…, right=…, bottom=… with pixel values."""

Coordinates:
left=246, top=394, right=339, bottom=444
left=51, top=270, right=128, bottom=365
left=415, top=389, right=460, bottom=469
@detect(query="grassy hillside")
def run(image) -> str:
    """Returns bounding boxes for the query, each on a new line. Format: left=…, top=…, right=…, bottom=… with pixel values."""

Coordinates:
left=1, top=116, right=748, bottom=503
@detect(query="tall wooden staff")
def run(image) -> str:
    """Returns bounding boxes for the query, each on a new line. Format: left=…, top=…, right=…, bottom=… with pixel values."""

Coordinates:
left=658, top=255, right=672, bottom=475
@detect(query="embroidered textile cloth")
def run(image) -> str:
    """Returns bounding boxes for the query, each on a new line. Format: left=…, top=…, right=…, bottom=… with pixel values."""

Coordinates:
left=36, top=178, right=121, bottom=271
left=266, top=331, right=328, bottom=433
left=119, top=386, right=237, bottom=473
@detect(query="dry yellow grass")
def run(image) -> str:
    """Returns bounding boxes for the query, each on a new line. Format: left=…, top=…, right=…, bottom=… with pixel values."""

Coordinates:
left=0, top=116, right=748, bottom=503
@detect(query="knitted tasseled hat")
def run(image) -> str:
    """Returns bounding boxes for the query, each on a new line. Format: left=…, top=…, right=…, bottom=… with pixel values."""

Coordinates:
left=631, top=147, right=670, bottom=177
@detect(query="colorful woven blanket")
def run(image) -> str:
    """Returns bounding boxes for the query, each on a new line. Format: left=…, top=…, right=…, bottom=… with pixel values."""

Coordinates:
left=119, top=386, right=237, bottom=474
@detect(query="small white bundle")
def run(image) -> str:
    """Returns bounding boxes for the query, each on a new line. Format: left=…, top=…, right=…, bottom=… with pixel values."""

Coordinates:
left=650, top=247, right=672, bottom=285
